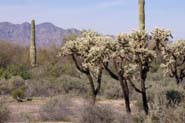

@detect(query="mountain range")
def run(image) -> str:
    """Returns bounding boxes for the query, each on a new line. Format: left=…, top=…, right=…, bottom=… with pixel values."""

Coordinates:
left=0, top=22, right=81, bottom=47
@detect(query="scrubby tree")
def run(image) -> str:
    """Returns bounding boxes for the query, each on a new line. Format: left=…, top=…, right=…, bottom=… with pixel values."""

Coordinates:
left=60, top=31, right=106, bottom=104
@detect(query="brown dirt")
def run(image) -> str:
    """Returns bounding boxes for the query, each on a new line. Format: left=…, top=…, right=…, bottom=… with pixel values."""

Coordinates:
left=1, top=96, right=137, bottom=123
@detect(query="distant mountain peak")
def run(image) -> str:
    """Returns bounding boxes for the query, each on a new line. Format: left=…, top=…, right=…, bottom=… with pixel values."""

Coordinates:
left=21, top=22, right=30, bottom=25
left=0, top=22, right=81, bottom=47
left=38, top=22, right=56, bottom=27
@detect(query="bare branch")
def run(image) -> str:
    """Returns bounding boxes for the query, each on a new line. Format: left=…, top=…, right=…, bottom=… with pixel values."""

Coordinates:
left=103, top=62, right=119, bottom=80
left=71, top=54, right=88, bottom=74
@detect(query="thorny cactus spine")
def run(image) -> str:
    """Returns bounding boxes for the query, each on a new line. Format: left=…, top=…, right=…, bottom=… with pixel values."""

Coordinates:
left=30, top=19, right=37, bottom=67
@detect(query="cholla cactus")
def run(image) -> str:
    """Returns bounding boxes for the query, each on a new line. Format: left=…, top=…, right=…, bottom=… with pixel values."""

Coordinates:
left=88, top=33, right=135, bottom=113
left=60, top=29, right=183, bottom=115
left=129, top=30, right=156, bottom=115
left=161, top=40, right=185, bottom=84
left=85, top=30, right=157, bottom=114
left=30, top=19, right=37, bottom=67
left=150, top=28, right=172, bottom=51
left=130, top=30, right=148, bottom=48
left=60, top=30, right=108, bottom=104
left=129, top=30, right=156, bottom=65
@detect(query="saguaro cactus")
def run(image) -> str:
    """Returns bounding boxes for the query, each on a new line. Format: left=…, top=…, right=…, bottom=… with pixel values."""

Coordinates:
left=30, top=19, right=37, bottom=67
left=139, top=0, right=145, bottom=30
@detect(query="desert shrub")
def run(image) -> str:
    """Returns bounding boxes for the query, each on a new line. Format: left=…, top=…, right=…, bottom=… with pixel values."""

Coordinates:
left=147, top=70, right=164, bottom=82
left=29, top=75, right=87, bottom=97
left=116, top=114, right=134, bottom=123
left=166, top=90, right=182, bottom=106
left=147, top=103, right=185, bottom=123
left=100, top=75, right=123, bottom=99
left=0, top=41, right=29, bottom=68
left=132, top=114, right=145, bottom=123
left=31, top=59, right=80, bottom=79
left=46, top=64, right=63, bottom=78
left=11, top=87, right=25, bottom=101
left=40, top=96, right=72, bottom=121
left=78, top=104, right=115, bottom=123
left=103, top=83, right=123, bottom=99
left=0, top=79, right=9, bottom=95
left=28, top=79, right=57, bottom=97
left=9, top=76, right=26, bottom=99
left=0, top=65, right=31, bottom=80
left=0, top=76, right=26, bottom=95
left=37, top=44, right=60, bottom=65
left=56, top=75, right=87, bottom=94
left=148, top=86, right=185, bottom=108
left=29, top=65, right=48, bottom=79
left=61, top=62, right=80, bottom=77
left=0, top=100, right=10, bottom=123
left=8, top=76, right=25, bottom=89
left=135, top=99, right=145, bottom=112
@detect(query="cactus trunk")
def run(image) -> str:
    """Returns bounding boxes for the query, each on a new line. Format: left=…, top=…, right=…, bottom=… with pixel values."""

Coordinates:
left=139, top=0, right=145, bottom=30
left=30, top=20, right=37, bottom=67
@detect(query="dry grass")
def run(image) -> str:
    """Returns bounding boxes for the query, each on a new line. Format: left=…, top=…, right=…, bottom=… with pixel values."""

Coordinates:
left=2, top=95, right=136, bottom=123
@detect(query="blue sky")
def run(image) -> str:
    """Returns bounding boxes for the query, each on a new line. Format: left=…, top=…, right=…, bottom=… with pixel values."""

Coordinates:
left=0, top=0, right=185, bottom=39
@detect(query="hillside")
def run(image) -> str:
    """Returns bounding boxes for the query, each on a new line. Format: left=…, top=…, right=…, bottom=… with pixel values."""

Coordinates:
left=0, top=22, right=80, bottom=47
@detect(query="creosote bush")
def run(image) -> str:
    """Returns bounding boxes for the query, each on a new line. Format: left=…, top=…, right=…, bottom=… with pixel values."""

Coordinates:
left=0, top=76, right=27, bottom=96
left=0, top=65, right=31, bottom=80
left=78, top=104, right=115, bottom=123
left=11, top=87, right=26, bottom=102
left=40, top=96, right=72, bottom=121
left=103, top=81, right=123, bottom=99
left=0, top=41, right=29, bottom=68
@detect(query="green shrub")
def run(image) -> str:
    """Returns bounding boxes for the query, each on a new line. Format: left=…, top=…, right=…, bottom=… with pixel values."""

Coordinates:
left=40, top=96, right=72, bottom=121
left=11, top=87, right=25, bottom=101
left=166, top=90, right=183, bottom=106
left=0, top=65, right=31, bottom=80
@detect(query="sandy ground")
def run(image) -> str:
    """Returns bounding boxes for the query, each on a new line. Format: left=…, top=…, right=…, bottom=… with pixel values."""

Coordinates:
left=1, top=96, right=137, bottom=123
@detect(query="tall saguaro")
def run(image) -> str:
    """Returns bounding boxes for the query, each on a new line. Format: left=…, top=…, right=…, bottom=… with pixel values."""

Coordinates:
left=30, top=19, right=37, bottom=67
left=139, top=0, right=145, bottom=30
